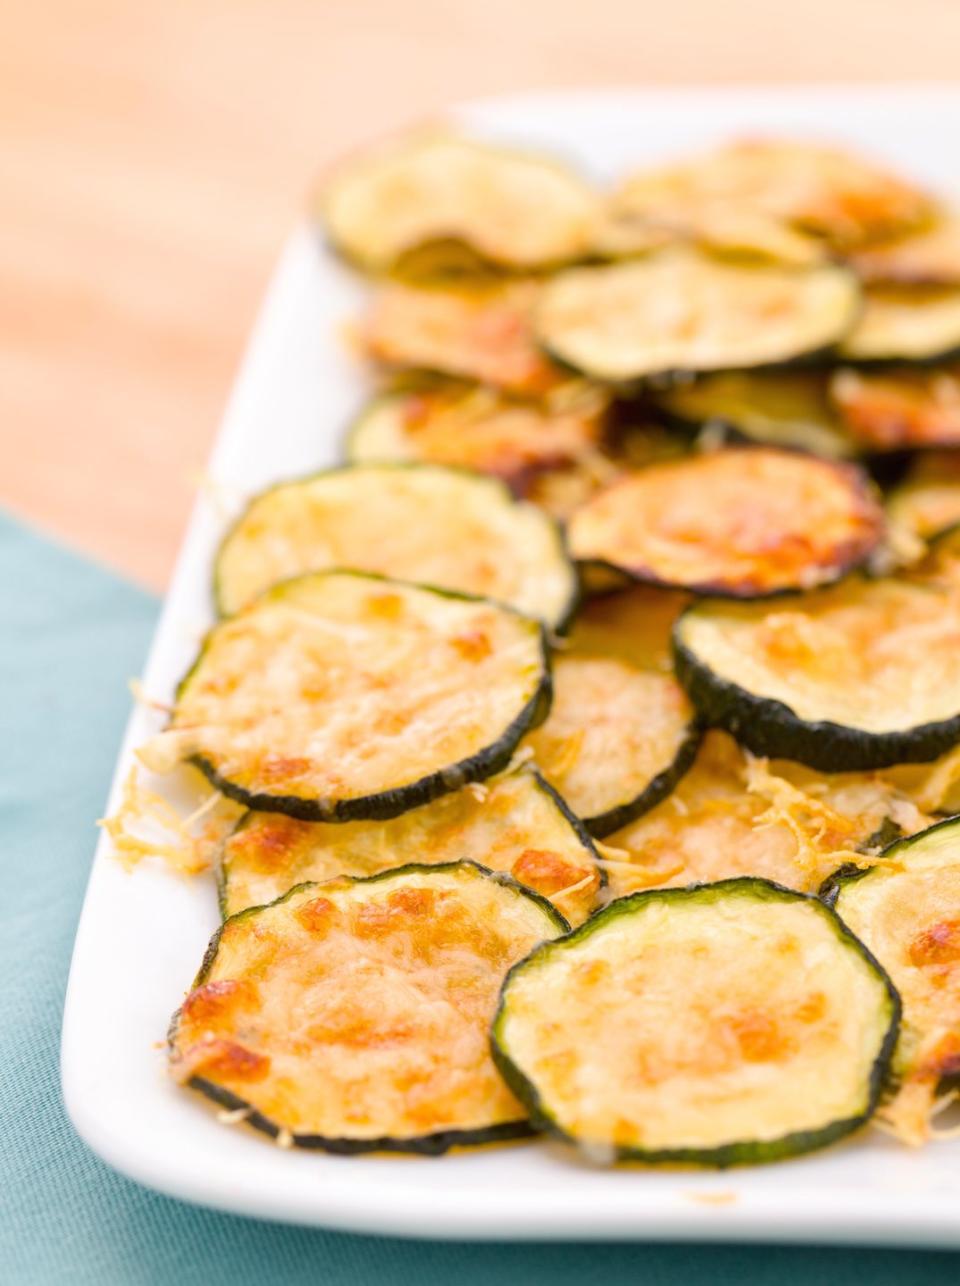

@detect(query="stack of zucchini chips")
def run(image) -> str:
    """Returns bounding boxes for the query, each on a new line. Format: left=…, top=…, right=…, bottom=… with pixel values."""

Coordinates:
left=160, top=133, right=960, bottom=1165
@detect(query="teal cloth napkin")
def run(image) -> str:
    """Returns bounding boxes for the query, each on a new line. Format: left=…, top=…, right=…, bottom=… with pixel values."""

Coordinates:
left=2, top=508, right=956, bottom=1284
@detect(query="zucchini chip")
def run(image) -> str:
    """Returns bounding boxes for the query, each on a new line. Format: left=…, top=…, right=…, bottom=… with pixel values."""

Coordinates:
left=164, top=571, right=551, bottom=822
left=362, top=280, right=563, bottom=396
left=535, top=252, right=860, bottom=383
left=830, top=817, right=960, bottom=1145
left=594, top=199, right=825, bottom=266
left=609, top=138, right=932, bottom=252
left=319, top=133, right=597, bottom=274
left=830, top=365, right=960, bottom=451
left=654, top=369, right=856, bottom=459
left=600, top=731, right=931, bottom=900
left=214, top=464, right=576, bottom=628
left=887, top=452, right=960, bottom=541
left=523, top=422, right=688, bottom=524
left=838, top=286, right=960, bottom=363
left=524, top=586, right=700, bottom=835
left=851, top=214, right=960, bottom=287
left=567, top=447, right=883, bottom=597
left=674, top=576, right=960, bottom=770
left=345, top=384, right=608, bottom=488
left=492, top=878, right=899, bottom=1166
left=219, top=766, right=601, bottom=926
left=170, top=861, right=567, bottom=1153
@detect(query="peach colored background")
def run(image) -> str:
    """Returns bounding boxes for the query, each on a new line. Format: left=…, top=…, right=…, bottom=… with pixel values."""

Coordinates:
left=3, top=0, right=959, bottom=588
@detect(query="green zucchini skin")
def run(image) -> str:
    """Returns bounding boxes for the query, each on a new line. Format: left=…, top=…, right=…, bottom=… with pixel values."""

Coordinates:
left=672, top=608, right=960, bottom=772
left=174, top=861, right=569, bottom=1155
left=176, top=570, right=555, bottom=824
left=583, top=721, right=703, bottom=839
left=490, top=876, right=901, bottom=1167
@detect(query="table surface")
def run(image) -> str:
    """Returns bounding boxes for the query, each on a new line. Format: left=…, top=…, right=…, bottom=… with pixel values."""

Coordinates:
left=4, top=0, right=960, bottom=590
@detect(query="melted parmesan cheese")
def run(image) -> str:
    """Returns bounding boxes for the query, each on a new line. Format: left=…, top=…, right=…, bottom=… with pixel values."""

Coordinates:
left=679, top=578, right=960, bottom=733
left=568, top=448, right=882, bottom=595
left=536, top=252, right=860, bottom=381
left=221, top=767, right=600, bottom=925
left=600, top=732, right=931, bottom=899
left=171, top=864, right=564, bottom=1143
left=215, top=464, right=575, bottom=626
left=496, top=888, right=894, bottom=1154
left=172, top=572, right=547, bottom=810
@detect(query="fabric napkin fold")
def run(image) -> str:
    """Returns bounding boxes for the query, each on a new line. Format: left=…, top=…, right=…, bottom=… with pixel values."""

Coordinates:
left=0, top=509, right=955, bottom=1284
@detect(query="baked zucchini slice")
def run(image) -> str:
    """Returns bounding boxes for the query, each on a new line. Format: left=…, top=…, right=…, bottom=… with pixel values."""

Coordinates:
left=491, top=877, right=899, bottom=1166
left=318, top=133, right=596, bottom=274
left=828, top=816, right=960, bottom=1145
left=674, top=576, right=960, bottom=770
left=594, top=198, right=825, bottom=266
left=524, top=586, right=700, bottom=835
left=829, top=365, right=960, bottom=451
left=887, top=452, right=960, bottom=541
left=362, top=279, right=563, bottom=396
left=170, top=861, right=567, bottom=1153
left=534, top=251, right=860, bottom=384
left=653, top=369, right=855, bottom=459
left=608, top=138, right=931, bottom=252
left=219, top=765, right=601, bottom=926
left=344, top=384, right=608, bottom=489
left=838, top=286, right=960, bottom=363
left=567, top=447, right=883, bottom=597
left=600, top=730, right=931, bottom=900
left=213, top=464, right=577, bottom=628
left=851, top=214, right=960, bottom=287
left=158, top=571, right=551, bottom=822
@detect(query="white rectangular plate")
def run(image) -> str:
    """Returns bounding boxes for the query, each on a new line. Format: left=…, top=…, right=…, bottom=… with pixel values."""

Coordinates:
left=63, top=86, right=960, bottom=1245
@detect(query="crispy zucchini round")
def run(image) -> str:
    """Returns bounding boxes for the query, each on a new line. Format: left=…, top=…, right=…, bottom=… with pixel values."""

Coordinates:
left=838, top=286, right=960, bottom=363
left=319, top=133, right=597, bottom=274
left=828, top=817, right=960, bottom=1144
left=654, top=369, right=856, bottom=459
left=524, top=586, right=700, bottom=835
left=170, top=571, right=552, bottom=821
left=362, top=279, right=563, bottom=396
left=887, top=452, right=960, bottom=541
left=600, top=731, right=930, bottom=900
left=214, top=464, right=577, bottom=628
left=534, top=251, right=861, bottom=384
left=219, top=766, right=601, bottom=926
left=851, top=215, right=960, bottom=287
left=567, top=447, right=883, bottom=598
left=491, top=877, right=899, bottom=1166
left=829, top=365, right=960, bottom=451
left=608, top=138, right=932, bottom=251
left=594, top=199, right=825, bottom=266
left=674, top=576, right=960, bottom=770
left=344, top=385, right=608, bottom=488
left=170, top=861, right=568, bottom=1153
